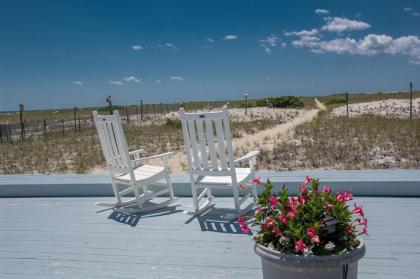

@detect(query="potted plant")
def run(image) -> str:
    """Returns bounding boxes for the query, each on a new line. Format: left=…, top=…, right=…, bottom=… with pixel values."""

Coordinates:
left=238, top=177, right=367, bottom=279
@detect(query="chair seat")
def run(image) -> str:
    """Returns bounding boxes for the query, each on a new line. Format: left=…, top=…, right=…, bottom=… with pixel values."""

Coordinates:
left=114, top=164, right=165, bottom=183
left=196, top=168, right=253, bottom=185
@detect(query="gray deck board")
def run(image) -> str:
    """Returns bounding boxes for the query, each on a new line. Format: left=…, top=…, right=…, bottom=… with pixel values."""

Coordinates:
left=1, top=197, right=420, bottom=278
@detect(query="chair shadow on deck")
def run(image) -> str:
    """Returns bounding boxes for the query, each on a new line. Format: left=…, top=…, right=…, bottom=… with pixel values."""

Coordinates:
left=185, top=205, right=253, bottom=235
left=107, top=202, right=182, bottom=227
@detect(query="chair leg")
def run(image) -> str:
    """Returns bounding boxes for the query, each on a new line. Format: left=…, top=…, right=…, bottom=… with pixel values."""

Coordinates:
left=165, top=172, right=175, bottom=200
left=191, top=184, right=200, bottom=212
left=232, top=184, right=241, bottom=213
left=111, top=181, right=122, bottom=203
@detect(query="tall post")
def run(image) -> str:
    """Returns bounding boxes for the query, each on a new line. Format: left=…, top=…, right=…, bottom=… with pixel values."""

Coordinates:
left=19, top=103, right=24, bottom=140
left=409, top=82, right=413, bottom=119
left=43, top=120, right=47, bottom=137
left=136, top=105, right=139, bottom=122
left=140, top=99, right=143, bottom=120
left=125, top=106, right=129, bottom=123
left=106, top=95, right=113, bottom=115
left=244, top=93, right=248, bottom=115
left=345, top=92, right=349, bottom=117
left=73, top=106, right=77, bottom=131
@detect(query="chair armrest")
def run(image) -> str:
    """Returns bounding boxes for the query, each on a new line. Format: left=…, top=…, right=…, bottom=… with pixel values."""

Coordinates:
left=234, top=150, right=260, bottom=164
left=129, top=149, right=145, bottom=160
left=133, top=151, right=176, bottom=162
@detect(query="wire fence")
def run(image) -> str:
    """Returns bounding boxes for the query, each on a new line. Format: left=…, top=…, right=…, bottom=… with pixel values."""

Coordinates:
left=0, top=103, right=184, bottom=143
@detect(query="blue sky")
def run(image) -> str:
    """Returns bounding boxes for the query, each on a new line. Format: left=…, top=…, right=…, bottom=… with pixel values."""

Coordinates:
left=0, top=0, right=419, bottom=111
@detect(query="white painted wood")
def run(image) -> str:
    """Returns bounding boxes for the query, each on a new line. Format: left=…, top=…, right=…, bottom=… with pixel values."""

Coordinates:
left=92, top=110, right=176, bottom=212
left=179, top=106, right=260, bottom=214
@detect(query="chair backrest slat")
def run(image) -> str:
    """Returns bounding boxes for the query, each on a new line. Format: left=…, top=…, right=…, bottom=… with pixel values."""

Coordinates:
left=205, top=119, right=218, bottom=170
left=196, top=119, right=209, bottom=170
left=214, top=119, right=227, bottom=170
left=187, top=120, right=201, bottom=169
left=179, top=106, right=235, bottom=176
left=92, top=110, right=132, bottom=174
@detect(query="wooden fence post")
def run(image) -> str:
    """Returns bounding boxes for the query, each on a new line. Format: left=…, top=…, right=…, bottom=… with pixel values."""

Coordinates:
left=43, top=120, right=47, bottom=137
left=19, top=103, right=25, bottom=140
left=73, top=106, right=77, bottom=132
left=345, top=92, right=349, bottom=117
left=136, top=106, right=139, bottom=122
left=140, top=99, right=143, bottom=120
left=78, top=117, right=81, bottom=131
left=125, top=106, right=130, bottom=123
left=409, top=82, right=413, bottom=119
left=61, top=119, right=65, bottom=136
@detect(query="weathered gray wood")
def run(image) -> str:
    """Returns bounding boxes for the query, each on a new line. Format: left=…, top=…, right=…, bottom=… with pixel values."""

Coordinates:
left=2, top=170, right=420, bottom=198
left=1, top=197, right=420, bottom=278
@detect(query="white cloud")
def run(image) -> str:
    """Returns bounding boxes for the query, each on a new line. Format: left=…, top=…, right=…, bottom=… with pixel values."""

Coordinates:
left=156, top=80, right=161, bottom=84
left=259, top=34, right=280, bottom=54
left=123, top=76, right=140, bottom=83
left=224, top=35, right=238, bottom=40
left=403, top=7, right=412, bottom=12
left=413, top=12, right=419, bottom=17
left=291, top=33, right=420, bottom=64
left=170, top=76, right=184, bottom=81
left=164, top=42, right=178, bottom=50
left=284, top=29, right=318, bottom=37
left=207, top=38, right=214, bottom=43
left=73, top=81, right=83, bottom=85
left=131, top=45, right=143, bottom=50
left=282, top=42, right=287, bottom=47
left=315, top=9, right=330, bottom=15
left=110, top=81, right=124, bottom=86
left=321, top=17, right=370, bottom=33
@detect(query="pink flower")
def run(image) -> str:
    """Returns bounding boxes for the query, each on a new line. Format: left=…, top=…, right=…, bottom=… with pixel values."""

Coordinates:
left=269, top=196, right=277, bottom=207
left=358, top=227, right=368, bottom=235
left=357, top=218, right=368, bottom=226
left=273, top=227, right=282, bottom=236
left=345, top=225, right=354, bottom=234
left=322, top=185, right=331, bottom=194
left=252, top=178, right=262, bottom=185
left=279, top=213, right=287, bottom=224
left=307, top=226, right=320, bottom=244
left=304, top=176, right=312, bottom=185
left=288, top=210, right=297, bottom=218
left=265, top=217, right=274, bottom=226
left=295, top=239, right=306, bottom=253
left=298, top=195, right=307, bottom=205
left=353, top=203, right=364, bottom=218
left=344, top=191, right=353, bottom=201
left=240, top=224, right=250, bottom=233
left=288, top=197, right=297, bottom=208
left=337, top=191, right=353, bottom=203
left=326, top=203, right=334, bottom=210
left=299, top=184, right=309, bottom=194
left=237, top=216, right=246, bottom=225
left=255, top=208, right=264, bottom=215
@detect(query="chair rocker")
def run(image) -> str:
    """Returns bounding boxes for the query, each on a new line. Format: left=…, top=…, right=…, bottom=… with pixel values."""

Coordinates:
left=179, top=105, right=260, bottom=215
left=93, top=110, right=176, bottom=213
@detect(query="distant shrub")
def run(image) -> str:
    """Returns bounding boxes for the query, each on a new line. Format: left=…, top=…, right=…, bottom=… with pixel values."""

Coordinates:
left=326, top=98, right=346, bottom=105
left=258, top=96, right=304, bottom=108
left=165, top=118, right=182, bottom=129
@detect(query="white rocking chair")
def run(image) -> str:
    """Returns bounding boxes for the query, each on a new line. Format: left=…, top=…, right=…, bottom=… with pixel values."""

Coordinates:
left=179, top=106, right=260, bottom=215
left=92, top=110, right=176, bottom=213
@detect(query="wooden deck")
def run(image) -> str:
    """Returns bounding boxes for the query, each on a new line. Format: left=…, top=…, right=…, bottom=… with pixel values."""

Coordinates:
left=0, top=197, right=419, bottom=278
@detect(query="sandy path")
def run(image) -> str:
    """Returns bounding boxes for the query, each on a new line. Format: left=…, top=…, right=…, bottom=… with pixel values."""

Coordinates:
left=165, top=100, right=323, bottom=172
left=94, top=100, right=324, bottom=173
left=233, top=109, right=319, bottom=151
